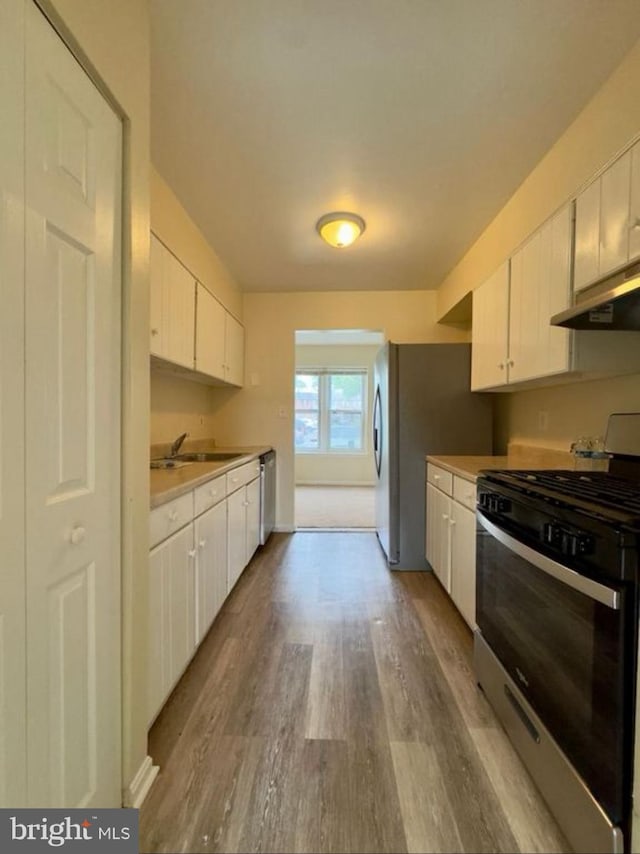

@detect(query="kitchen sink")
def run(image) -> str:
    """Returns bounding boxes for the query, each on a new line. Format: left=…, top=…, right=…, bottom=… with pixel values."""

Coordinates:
left=150, top=459, right=193, bottom=470
left=173, top=451, right=245, bottom=462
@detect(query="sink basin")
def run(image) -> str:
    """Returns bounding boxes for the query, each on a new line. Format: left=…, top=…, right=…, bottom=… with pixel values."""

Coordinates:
left=150, top=459, right=193, bottom=470
left=173, top=451, right=244, bottom=463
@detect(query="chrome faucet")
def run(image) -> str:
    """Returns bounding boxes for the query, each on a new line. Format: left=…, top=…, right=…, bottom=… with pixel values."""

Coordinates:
left=168, top=432, right=189, bottom=458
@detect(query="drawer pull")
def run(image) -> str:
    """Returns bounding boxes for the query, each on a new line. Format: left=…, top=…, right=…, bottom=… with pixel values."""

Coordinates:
left=199, top=539, right=207, bottom=549
left=188, top=548, right=197, bottom=559
left=168, top=509, right=179, bottom=522
left=69, top=526, right=86, bottom=545
left=434, top=474, right=440, bottom=481
left=209, top=488, right=218, bottom=496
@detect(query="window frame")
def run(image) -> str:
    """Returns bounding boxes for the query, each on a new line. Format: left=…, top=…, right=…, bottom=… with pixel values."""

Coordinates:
left=294, top=368, right=368, bottom=455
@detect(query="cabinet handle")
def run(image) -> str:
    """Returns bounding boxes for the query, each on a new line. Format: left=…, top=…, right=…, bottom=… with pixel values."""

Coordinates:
left=188, top=548, right=197, bottom=558
left=199, top=539, right=207, bottom=549
left=151, top=327, right=159, bottom=336
left=69, top=526, right=86, bottom=545
left=231, top=477, right=239, bottom=484
left=498, top=362, right=505, bottom=370
left=442, top=514, right=449, bottom=521
left=168, top=509, right=179, bottom=522
left=508, top=359, right=515, bottom=367
left=434, top=474, right=440, bottom=481
left=449, top=518, right=456, bottom=527
left=209, top=488, right=217, bottom=497
left=244, top=500, right=250, bottom=507
left=631, top=216, right=640, bottom=230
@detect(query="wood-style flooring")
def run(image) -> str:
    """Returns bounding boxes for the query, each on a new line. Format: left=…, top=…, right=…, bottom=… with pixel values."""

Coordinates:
left=140, top=532, right=570, bottom=854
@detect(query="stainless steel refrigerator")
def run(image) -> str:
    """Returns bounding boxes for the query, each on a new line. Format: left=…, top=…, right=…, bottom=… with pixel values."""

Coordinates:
left=373, top=342, right=492, bottom=569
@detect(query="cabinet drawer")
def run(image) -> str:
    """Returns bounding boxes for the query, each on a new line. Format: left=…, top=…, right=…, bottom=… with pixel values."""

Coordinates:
left=427, top=464, right=453, bottom=495
left=194, top=474, right=227, bottom=516
left=150, top=491, right=194, bottom=549
left=453, top=476, right=477, bottom=511
left=226, top=459, right=260, bottom=492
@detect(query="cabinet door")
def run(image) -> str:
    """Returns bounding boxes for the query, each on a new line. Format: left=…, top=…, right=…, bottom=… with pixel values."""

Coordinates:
left=227, top=487, right=247, bottom=592
left=600, top=150, right=631, bottom=278
left=430, top=487, right=451, bottom=593
left=195, top=283, right=226, bottom=380
left=245, top=476, right=261, bottom=564
left=538, top=205, right=571, bottom=377
left=148, top=524, right=194, bottom=723
left=195, top=501, right=227, bottom=645
left=425, top=482, right=438, bottom=567
left=509, top=231, right=540, bottom=383
left=165, top=248, right=195, bottom=369
left=574, top=179, right=600, bottom=292
left=150, top=233, right=166, bottom=357
left=629, top=141, right=640, bottom=262
left=450, top=501, right=477, bottom=630
left=471, top=262, right=509, bottom=390
left=224, top=312, right=245, bottom=387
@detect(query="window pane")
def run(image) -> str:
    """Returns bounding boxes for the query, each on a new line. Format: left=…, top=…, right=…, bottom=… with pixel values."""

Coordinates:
left=329, top=374, right=364, bottom=450
left=295, top=373, right=319, bottom=450
left=329, top=411, right=362, bottom=450
left=295, top=411, right=319, bottom=449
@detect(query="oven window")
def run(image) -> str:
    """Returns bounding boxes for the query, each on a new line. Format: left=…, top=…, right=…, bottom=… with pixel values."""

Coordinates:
left=476, top=523, right=626, bottom=822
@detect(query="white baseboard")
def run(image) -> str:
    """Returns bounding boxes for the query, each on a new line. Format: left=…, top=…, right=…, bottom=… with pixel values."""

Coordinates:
left=123, top=755, right=159, bottom=808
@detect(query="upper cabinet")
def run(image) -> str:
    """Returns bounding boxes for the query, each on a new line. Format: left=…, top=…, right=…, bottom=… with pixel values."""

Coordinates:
left=150, top=233, right=195, bottom=369
left=151, top=232, right=244, bottom=387
left=472, top=205, right=571, bottom=391
left=574, top=142, right=640, bottom=293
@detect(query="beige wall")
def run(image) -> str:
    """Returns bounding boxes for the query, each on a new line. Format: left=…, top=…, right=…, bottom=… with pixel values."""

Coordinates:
left=437, top=37, right=640, bottom=320
left=151, top=167, right=242, bottom=319
left=494, top=373, right=640, bottom=454
left=206, top=290, right=468, bottom=529
left=43, top=0, right=151, bottom=798
left=294, top=344, right=379, bottom=487
left=150, top=371, right=227, bottom=445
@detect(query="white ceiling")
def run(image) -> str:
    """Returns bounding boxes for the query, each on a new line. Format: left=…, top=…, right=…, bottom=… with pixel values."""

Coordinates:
left=151, top=0, right=640, bottom=294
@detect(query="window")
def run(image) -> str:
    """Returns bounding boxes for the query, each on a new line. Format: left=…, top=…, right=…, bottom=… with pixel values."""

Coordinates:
left=295, top=370, right=367, bottom=452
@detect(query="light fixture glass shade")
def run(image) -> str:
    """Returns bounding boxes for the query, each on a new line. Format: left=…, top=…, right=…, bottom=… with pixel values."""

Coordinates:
left=316, top=212, right=366, bottom=248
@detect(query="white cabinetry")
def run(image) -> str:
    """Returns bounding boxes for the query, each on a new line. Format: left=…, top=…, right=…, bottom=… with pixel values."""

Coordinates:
left=471, top=262, right=509, bottom=390
left=194, top=501, right=227, bottom=645
left=148, top=524, right=196, bottom=723
left=150, top=233, right=196, bottom=369
left=195, top=282, right=226, bottom=379
left=152, top=232, right=245, bottom=387
left=226, top=460, right=261, bottom=592
left=148, top=456, right=265, bottom=725
left=426, top=464, right=477, bottom=629
left=574, top=144, right=640, bottom=293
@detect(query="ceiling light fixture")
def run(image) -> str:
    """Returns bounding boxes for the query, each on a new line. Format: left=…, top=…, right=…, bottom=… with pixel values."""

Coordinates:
left=316, top=211, right=366, bottom=248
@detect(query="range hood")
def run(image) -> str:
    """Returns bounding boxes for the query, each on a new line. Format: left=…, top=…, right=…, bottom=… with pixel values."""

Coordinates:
left=551, top=266, right=640, bottom=330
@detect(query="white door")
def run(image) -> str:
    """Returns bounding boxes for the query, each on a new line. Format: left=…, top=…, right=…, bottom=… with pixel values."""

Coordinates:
left=0, top=0, right=27, bottom=807
left=245, top=477, right=261, bottom=564
left=450, top=502, right=477, bottom=630
left=165, top=249, right=195, bottom=369
left=24, top=1, right=122, bottom=808
left=227, top=488, right=247, bottom=592
left=150, top=233, right=166, bottom=356
left=471, top=262, right=509, bottom=390
left=224, top=313, right=245, bottom=386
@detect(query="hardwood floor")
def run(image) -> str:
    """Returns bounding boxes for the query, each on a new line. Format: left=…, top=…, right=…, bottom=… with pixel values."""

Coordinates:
left=140, top=532, right=570, bottom=854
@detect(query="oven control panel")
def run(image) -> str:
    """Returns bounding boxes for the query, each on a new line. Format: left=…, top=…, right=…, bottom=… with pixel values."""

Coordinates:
left=478, top=492, right=511, bottom=514
left=542, top=522, right=594, bottom=557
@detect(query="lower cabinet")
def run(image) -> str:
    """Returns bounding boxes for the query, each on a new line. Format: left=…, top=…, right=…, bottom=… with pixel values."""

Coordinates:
left=148, top=459, right=263, bottom=725
left=194, top=501, right=227, bottom=646
left=426, top=464, right=477, bottom=629
left=227, top=475, right=261, bottom=592
left=148, top=523, right=196, bottom=723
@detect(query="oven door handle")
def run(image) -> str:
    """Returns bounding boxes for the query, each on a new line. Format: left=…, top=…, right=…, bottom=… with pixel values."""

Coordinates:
left=477, top=511, right=620, bottom=610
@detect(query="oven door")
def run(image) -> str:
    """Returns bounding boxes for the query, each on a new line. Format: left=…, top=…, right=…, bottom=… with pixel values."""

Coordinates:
left=476, top=509, right=628, bottom=824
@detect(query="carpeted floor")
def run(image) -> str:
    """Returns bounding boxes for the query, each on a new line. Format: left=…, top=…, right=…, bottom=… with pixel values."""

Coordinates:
left=295, top=485, right=375, bottom=529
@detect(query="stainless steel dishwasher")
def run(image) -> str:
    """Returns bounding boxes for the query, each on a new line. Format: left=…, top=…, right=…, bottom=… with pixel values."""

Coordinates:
left=259, top=450, right=276, bottom=545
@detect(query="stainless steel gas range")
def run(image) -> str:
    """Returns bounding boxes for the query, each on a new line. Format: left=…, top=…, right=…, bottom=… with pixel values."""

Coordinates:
left=474, top=413, right=640, bottom=854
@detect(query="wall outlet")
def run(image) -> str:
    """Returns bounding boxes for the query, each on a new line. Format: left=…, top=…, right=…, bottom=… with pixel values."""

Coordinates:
left=538, top=410, right=549, bottom=432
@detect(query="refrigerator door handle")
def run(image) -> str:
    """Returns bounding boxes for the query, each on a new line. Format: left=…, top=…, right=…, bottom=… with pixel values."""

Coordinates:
left=373, top=385, right=382, bottom=477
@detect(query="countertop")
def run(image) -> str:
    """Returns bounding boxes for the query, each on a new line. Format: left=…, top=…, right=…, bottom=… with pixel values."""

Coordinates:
left=427, top=445, right=573, bottom=482
left=150, top=445, right=272, bottom=509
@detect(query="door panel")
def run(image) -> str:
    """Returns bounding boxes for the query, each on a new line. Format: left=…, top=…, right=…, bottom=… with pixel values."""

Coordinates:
left=227, top=488, right=247, bottom=592
left=225, top=313, right=245, bottom=386
left=24, top=1, right=121, bottom=807
left=195, top=502, right=227, bottom=644
left=246, top=477, right=261, bottom=563
left=195, top=283, right=225, bottom=379
left=0, top=0, right=26, bottom=807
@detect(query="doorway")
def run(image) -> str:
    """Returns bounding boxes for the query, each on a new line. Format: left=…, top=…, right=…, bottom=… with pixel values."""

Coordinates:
left=294, top=329, right=384, bottom=529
